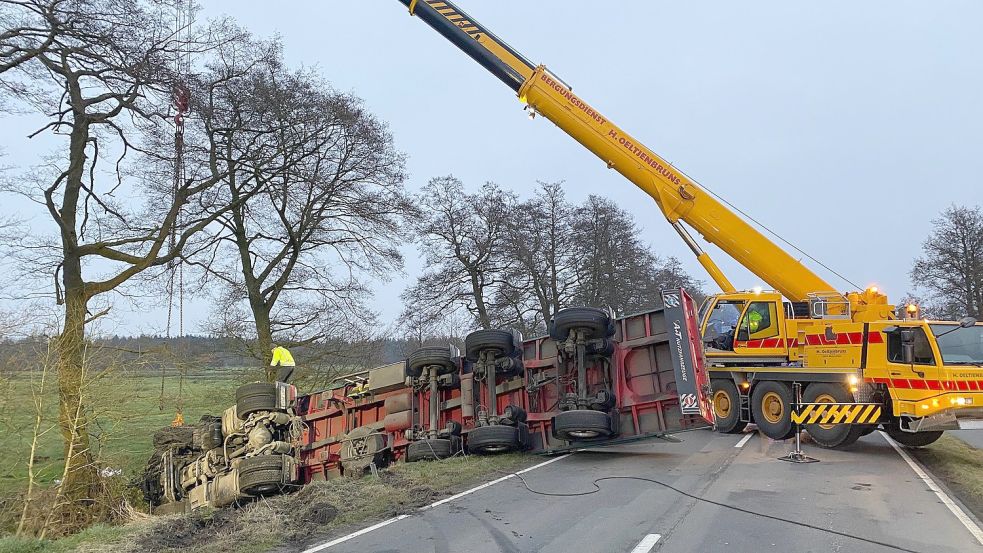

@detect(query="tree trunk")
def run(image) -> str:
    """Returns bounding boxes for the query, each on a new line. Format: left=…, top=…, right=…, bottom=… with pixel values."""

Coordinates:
left=251, top=299, right=276, bottom=381
left=53, top=281, right=99, bottom=531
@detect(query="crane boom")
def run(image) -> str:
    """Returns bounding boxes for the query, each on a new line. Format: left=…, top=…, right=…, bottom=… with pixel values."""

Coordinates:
left=398, top=0, right=839, bottom=302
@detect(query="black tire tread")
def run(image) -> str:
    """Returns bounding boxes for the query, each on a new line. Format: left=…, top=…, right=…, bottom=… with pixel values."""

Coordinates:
left=552, top=409, right=613, bottom=441
left=550, top=307, right=612, bottom=341
left=467, top=424, right=520, bottom=454
left=711, top=379, right=747, bottom=434
left=465, top=329, right=515, bottom=361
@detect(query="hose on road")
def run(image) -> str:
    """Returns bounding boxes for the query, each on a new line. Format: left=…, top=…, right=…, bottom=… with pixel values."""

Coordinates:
left=505, top=471, right=922, bottom=553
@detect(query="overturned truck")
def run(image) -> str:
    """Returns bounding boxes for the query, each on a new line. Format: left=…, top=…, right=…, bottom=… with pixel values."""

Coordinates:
left=141, top=290, right=712, bottom=512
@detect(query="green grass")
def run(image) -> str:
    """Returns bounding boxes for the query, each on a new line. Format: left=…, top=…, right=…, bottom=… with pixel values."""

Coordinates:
left=0, top=368, right=245, bottom=496
left=0, top=522, right=144, bottom=553
left=912, top=434, right=983, bottom=519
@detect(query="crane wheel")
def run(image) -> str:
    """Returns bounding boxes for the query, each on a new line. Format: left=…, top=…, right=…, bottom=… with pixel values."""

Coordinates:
left=885, top=422, right=944, bottom=448
left=750, top=381, right=796, bottom=440
left=711, top=379, right=747, bottom=434
left=801, top=383, right=864, bottom=449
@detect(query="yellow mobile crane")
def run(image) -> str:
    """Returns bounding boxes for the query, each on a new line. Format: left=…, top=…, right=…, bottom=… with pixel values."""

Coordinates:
left=396, top=0, right=983, bottom=448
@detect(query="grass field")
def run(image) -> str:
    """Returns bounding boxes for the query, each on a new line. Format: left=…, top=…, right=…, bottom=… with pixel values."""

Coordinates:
left=0, top=367, right=247, bottom=497
left=912, top=434, right=983, bottom=520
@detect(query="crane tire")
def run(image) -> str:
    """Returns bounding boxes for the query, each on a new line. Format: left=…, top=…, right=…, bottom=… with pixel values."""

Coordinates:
left=886, top=425, right=944, bottom=448
left=465, top=329, right=515, bottom=361
left=711, top=379, right=747, bottom=434
left=750, top=380, right=796, bottom=440
left=801, top=383, right=864, bottom=449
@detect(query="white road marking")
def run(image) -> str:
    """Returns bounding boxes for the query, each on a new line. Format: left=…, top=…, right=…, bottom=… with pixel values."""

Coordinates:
left=957, top=420, right=983, bottom=430
left=734, top=433, right=754, bottom=448
left=300, top=453, right=575, bottom=552
left=881, top=431, right=983, bottom=546
left=629, top=533, right=662, bottom=553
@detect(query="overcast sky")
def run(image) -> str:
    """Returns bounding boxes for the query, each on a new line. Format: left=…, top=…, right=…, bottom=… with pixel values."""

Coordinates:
left=3, top=1, right=981, bottom=336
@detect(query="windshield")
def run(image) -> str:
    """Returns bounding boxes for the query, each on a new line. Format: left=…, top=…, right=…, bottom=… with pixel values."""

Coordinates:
left=930, top=324, right=983, bottom=364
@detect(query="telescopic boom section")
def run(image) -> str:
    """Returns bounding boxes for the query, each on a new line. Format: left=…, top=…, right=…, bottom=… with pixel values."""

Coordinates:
left=399, top=0, right=837, bottom=302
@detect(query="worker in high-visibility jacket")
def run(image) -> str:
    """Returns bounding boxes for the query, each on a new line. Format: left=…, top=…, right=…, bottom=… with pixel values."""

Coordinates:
left=270, top=345, right=296, bottom=383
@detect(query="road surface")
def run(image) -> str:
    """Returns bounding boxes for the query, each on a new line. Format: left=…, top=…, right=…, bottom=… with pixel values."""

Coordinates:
left=307, top=429, right=983, bottom=553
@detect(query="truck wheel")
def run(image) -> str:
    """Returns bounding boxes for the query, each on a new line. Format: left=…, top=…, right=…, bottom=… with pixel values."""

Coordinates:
left=552, top=409, right=613, bottom=441
left=407, top=347, right=457, bottom=377
left=467, top=424, right=521, bottom=454
left=549, top=307, right=611, bottom=341
left=465, top=329, right=515, bottom=361
left=886, top=424, right=944, bottom=448
left=406, top=438, right=453, bottom=462
left=236, top=382, right=279, bottom=419
left=238, top=454, right=288, bottom=496
left=340, top=426, right=389, bottom=474
left=751, top=381, right=796, bottom=440
left=801, top=383, right=864, bottom=449
left=711, top=379, right=747, bottom=434
left=501, top=404, right=527, bottom=425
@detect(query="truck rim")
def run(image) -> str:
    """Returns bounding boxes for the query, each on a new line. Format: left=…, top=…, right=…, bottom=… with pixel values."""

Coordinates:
left=713, top=390, right=732, bottom=419
left=814, top=393, right=837, bottom=430
left=761, top=391, right=784, bottom=424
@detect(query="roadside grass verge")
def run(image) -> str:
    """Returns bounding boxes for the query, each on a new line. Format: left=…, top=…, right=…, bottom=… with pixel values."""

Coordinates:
left=912, top=435, right=983, bottom=519
left=2, top=452, right=533, bottom=553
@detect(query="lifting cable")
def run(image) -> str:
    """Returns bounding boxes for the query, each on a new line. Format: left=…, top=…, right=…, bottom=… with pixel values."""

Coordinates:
left=674, top=165, right=865, bottom=292
left=505, top=470, right=920, bottom=553
left=160, top=0, right=192, bottom=424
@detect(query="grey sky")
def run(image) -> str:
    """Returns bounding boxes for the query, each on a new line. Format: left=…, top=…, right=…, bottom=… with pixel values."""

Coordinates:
left=3, top=1, right=981, bottom=335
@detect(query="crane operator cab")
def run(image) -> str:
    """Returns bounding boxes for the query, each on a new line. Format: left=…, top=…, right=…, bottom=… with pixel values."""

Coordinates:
left=699, top=291, right=790, bottom=365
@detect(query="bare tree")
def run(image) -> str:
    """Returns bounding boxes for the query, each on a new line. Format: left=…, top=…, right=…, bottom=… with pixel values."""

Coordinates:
left=0, top=0, right=259, bottom=527
left=571, top=195, right=702, bottom=315
left=911, top=205, right=983, bottom=319
left=191, top=63, right=408, bottom=380
left=497, top=181, right=577, bottom=334
left=402, top=177, right=516, bottom=330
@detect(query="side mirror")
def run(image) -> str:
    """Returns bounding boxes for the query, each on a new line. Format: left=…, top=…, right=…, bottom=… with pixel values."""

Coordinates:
left=824, top=326, right=837, bottom=342
left=959, top=316, right=978, bottom=328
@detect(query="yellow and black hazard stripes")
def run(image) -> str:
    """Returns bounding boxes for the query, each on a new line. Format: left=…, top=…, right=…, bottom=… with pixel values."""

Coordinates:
left=791, top=403, right=882, bottom=425
left=426, top=1, right=480, bottom=36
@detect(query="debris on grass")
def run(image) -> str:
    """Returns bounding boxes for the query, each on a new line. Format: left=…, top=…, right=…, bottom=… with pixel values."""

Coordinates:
left=118, top=453, right=530, bottom=553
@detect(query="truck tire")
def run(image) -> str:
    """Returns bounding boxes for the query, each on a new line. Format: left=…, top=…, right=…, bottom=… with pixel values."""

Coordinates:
left=552, top=409, right=613, bottom=441
left=751, top=380, right=796, bottom=440
left=467, top=424, right=521, bottom=454
left=501, top=404, right=527, bottom=425
left=549, top=307, right=611, bottom=341
left=236, top=382, right=279, bottom=419
left=465, top=329, right=515, bottom=361
left=886, top=424, right=944, bottom=448
left=407, top=347, right=456, bottom=377
left=801, top=383, right=864, bottom=449
left=711, top=379, right=747, bottom=434
left=238, top=454, right=288, bottom=496
left=406, top=438, right=453, bottom=462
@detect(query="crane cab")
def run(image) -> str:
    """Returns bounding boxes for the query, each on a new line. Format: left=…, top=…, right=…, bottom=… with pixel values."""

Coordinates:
left=699, top=291, right=792, bottom=365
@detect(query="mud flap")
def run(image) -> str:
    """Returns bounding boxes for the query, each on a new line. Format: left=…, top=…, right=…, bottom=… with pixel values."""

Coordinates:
left=661, top=289, right=714, bottom=425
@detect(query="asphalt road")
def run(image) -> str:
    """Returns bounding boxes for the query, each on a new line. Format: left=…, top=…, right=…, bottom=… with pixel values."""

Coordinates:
left=312, top=429, right=983, bottom=553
